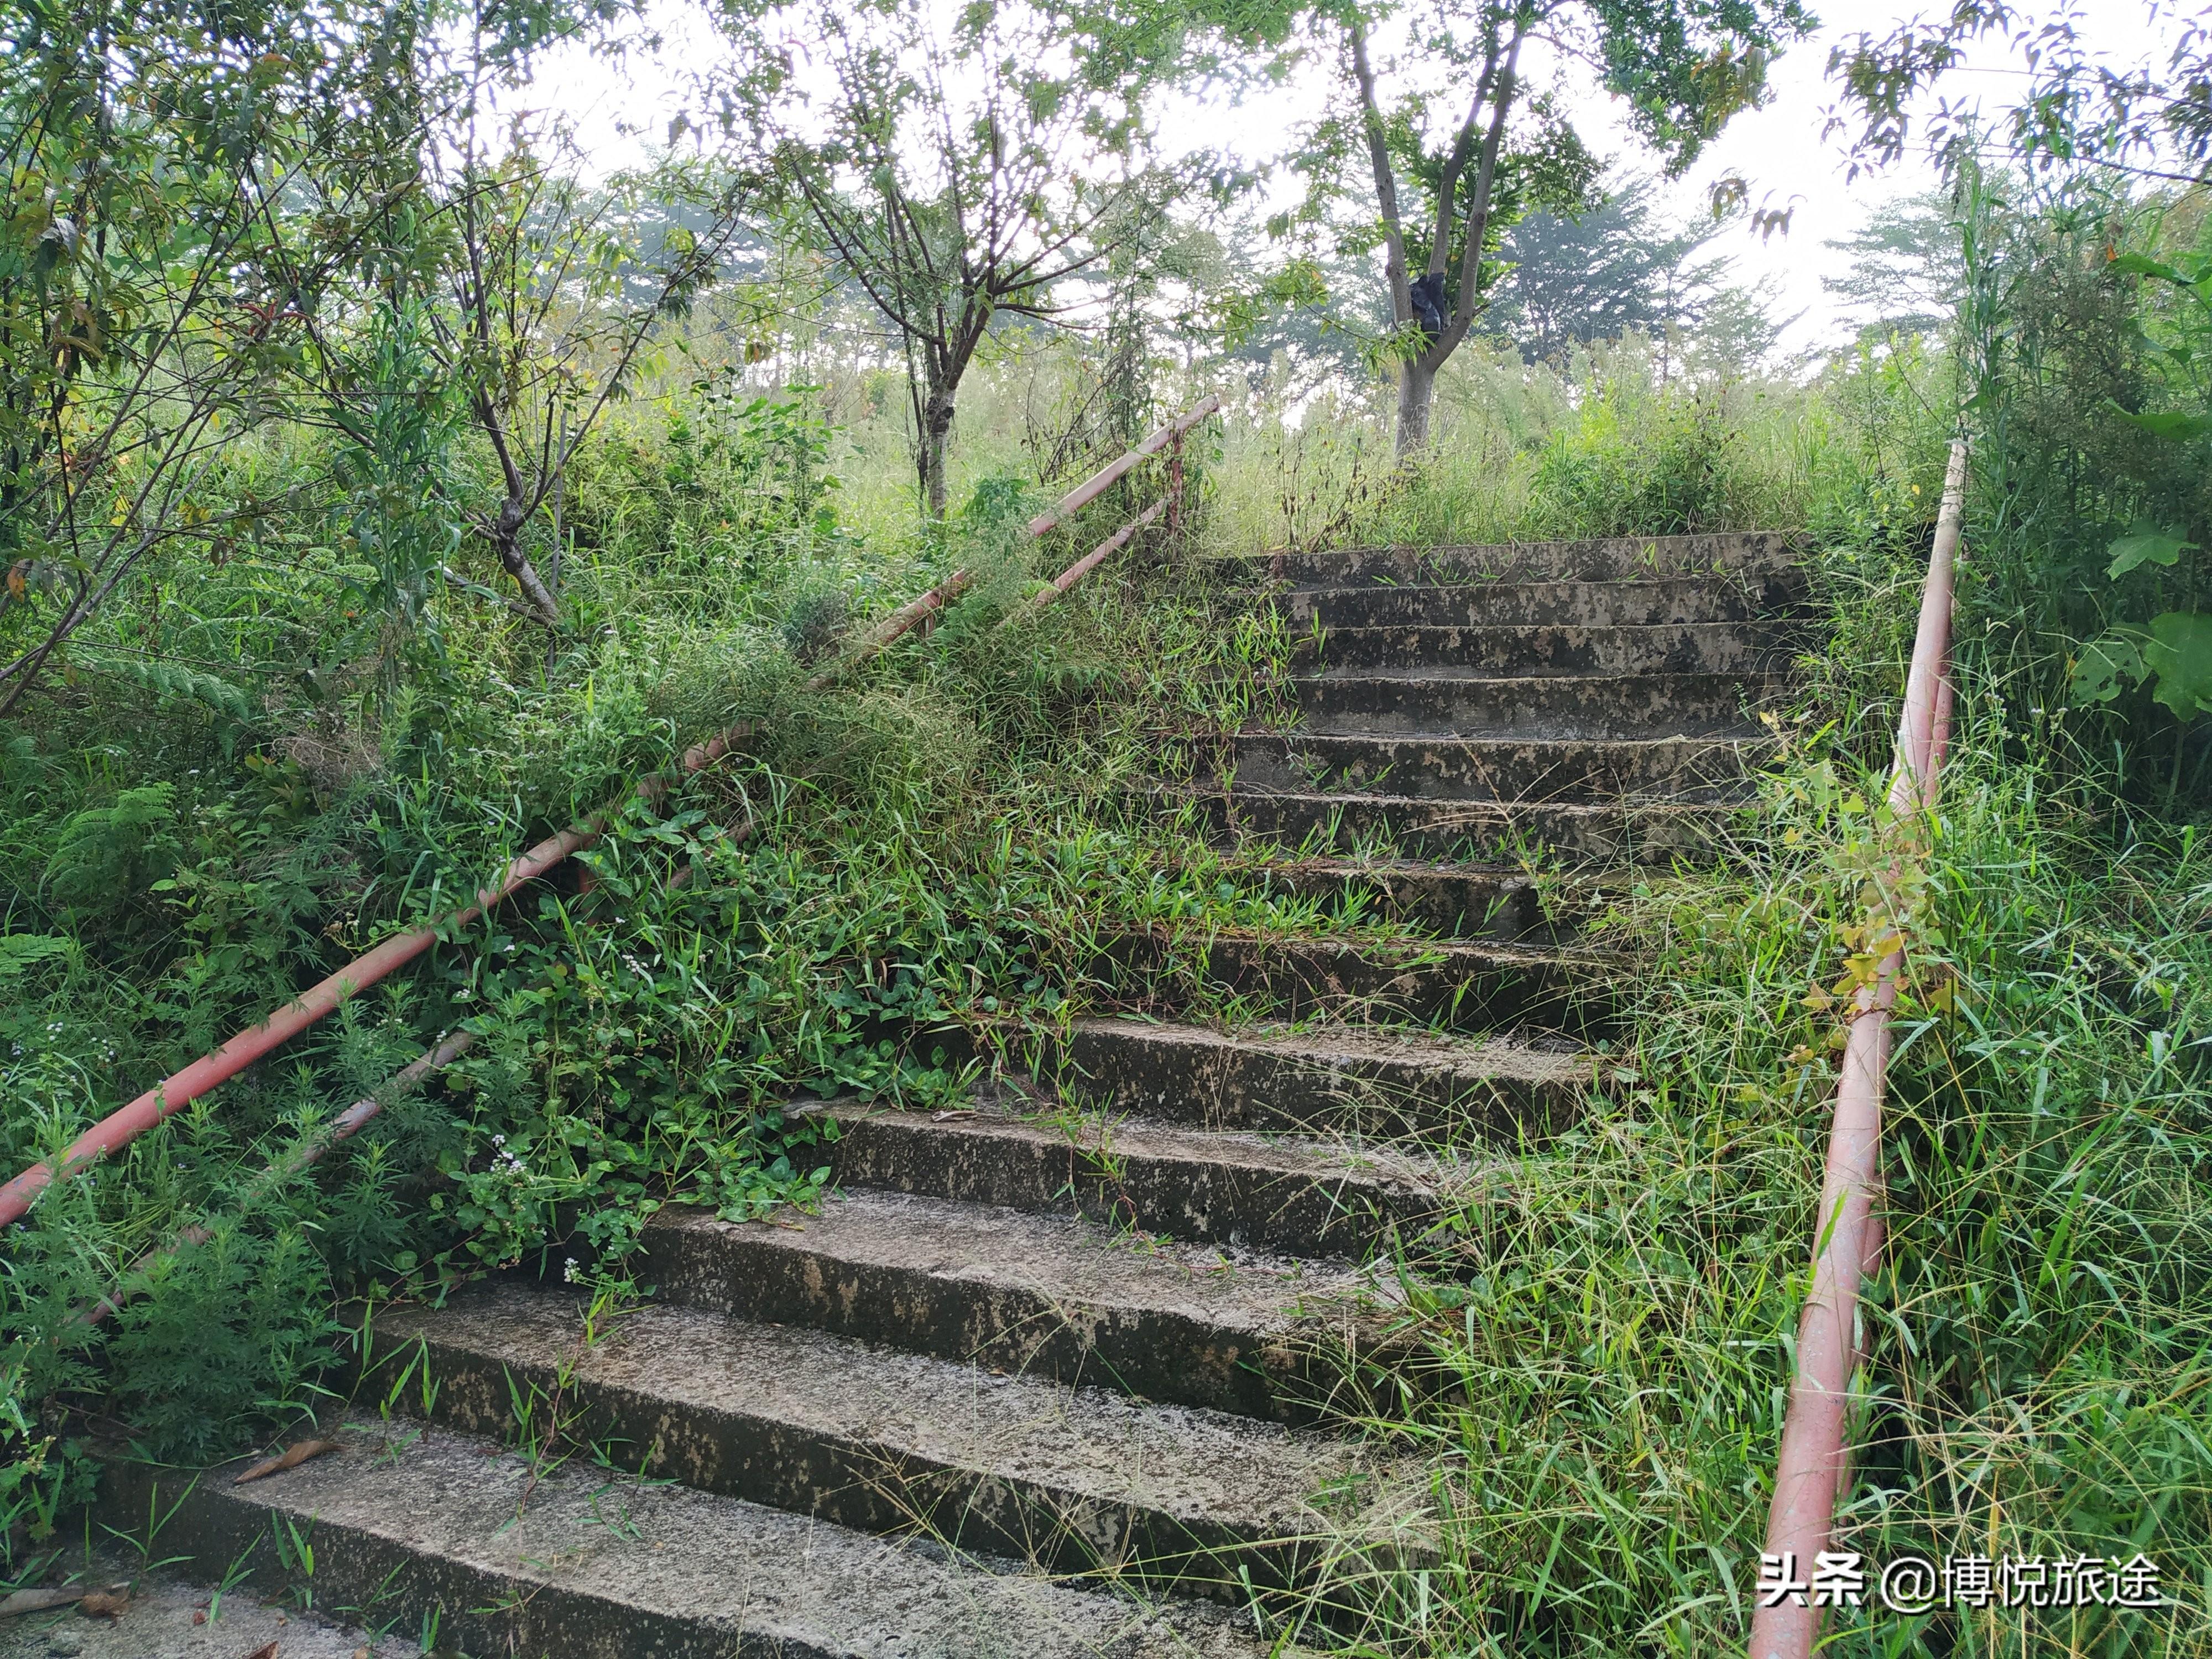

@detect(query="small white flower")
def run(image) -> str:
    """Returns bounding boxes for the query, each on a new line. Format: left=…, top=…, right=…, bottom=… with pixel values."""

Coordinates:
left=563, top=1257, right=581, bottom=1284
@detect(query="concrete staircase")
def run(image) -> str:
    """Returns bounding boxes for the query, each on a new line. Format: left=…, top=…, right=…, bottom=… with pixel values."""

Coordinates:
left=120, top=531, right=1801, bottom=1657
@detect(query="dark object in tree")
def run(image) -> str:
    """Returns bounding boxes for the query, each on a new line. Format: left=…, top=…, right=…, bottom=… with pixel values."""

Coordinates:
left=1210, top=0, right=1815, bottom=457
left=1408, top=272, right=1447, bottom=341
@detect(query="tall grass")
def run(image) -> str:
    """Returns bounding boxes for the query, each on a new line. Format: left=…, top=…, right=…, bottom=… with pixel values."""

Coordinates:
left=1350, top=706, right=2210, bottom=1658
left=4, top=246, right=2207, bottom=1659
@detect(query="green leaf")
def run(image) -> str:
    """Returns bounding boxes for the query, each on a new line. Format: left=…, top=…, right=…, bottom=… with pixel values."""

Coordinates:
left=2106, top=520, right=2197, bottom=579
left=2108, top=252, right=2185, bottom=283
left=2070, top=634, right=2144, bottom=704
left=2143, top=612, right=2212, bottom=722
left=2113, top=408, right=2212, bottom=442
left=0, top=934, right=74, bottom=979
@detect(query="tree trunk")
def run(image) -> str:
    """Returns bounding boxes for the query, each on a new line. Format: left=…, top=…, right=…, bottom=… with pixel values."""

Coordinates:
left=489, top=497, right=561, bottom=627
left=920, top=389, right=956, bottom=519
left=1395, top=358, right=1436, bottom=458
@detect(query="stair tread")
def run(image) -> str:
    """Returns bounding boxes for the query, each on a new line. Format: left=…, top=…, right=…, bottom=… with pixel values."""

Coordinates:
left=133, top=1424, right=1276, bottom=1658
left=1072, top=1015, right=1597, bottom=1086
left=795, top=1095, right=1446, bottom=1258
left=385, top=1280, right=1371, bottom=1532
left=1109, top=920, right=1608, bottom=964
left=1218, top=530, right=1804, bottom=587
left=1214, top=782, right=1735, bottom=818
left=1248, top=728, right=1769, bottom=749
left=1290, top=667, right=1785, bottom=686
left=656, top=1190, right=1377, bottom=1323
left=810, top=1095, right=1447, bottom=1197
left=1281, top=575, right=1792, bottom=596
left=1294, top=621, right=1796, bottom=648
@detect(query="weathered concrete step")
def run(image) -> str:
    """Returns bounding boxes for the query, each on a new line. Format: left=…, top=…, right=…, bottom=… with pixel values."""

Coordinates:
left=1242, top=854, right=1584, bottom=941
left=638, top=1191, right=1391, bottom=1421
left=1291, top=620, right=1800, bottom=675
left=1181, top=783, right=1743, bottom=864
left=103, top=1425, right=1277, bottom=1659
left=1233, top=732, right=1766, bottom=805
left=373, top=1282, right=1417, bottom=1597
left=1275, top=572, right=1806, bottom=629
left=1291, top=671, right=1787, bottom=738
left=1095, top=926, right=1616, bottom=1033
left=1230, top=531, right=1802, bottom=588
left=802, top=1097, right=1439, bottom=1258
left=1054, top=1016, right=1601, bottom=1140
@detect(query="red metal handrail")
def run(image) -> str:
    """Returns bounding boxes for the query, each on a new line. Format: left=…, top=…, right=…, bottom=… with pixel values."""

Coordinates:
left=3, top=393, right=1222, bottom=1231
left=1025, top=395, right=1218, bottom=539
left=1750, top=436, right=1969, bottom=1659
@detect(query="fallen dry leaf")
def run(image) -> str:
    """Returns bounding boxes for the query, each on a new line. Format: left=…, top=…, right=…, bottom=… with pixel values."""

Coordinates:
left=0, top=1586, right=82, bottom=1616
left=234, top=1438, right=341, bottom=1484
left=238, top=1641, right=279, bottom=1659
left=931, top=1109, right=977, bottom=1122
left=79, top=1587, right=131, bottom=1616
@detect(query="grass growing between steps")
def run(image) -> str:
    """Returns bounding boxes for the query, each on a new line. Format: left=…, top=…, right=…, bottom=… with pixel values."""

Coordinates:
left=0, top=499, right=1453, bottom=1583
left=1303, top=714, right=2212, bottom=1656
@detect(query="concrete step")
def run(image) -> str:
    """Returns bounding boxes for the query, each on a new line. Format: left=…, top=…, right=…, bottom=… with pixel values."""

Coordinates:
left=1051, top=1016, right=1601, bottom=1140
left=1291, top=671, right=1787, bottom=738
left=637, top=1191, right=1392, bottom=1421
left=1238, top=854, right=1584, bottom=941
left=1291, top=620, right=1800, bottom=675
left=373, top=1281, right=1421, bottom=1598
left=1233, top=731, right=1766, bottom=805
left=1094, top=926, right=1616, bottom=1033
left=803, top=1097, right=1439, bottom=1258
left=1180, top=783, right=1744, bottom=864
left=1275, top=571, right=1806, bottom=630
left=102, top=1424, right=1279, bottom=1659
left=1229, top=531, right=1802, bottom=588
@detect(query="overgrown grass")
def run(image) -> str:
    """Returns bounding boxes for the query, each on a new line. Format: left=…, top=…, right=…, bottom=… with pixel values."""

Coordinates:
left=5, top=283, right=2208, bottom=1659
left=1331, top=706, right=2210, bottom=1658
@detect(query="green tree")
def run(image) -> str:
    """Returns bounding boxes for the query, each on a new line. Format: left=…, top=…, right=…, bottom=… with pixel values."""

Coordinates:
left=0, top=0, right=382, bottom=713
left=1486, top=175, right=1731, bottom=367
left=750, top=0, right=1188, bottom=517
left=1821, top=192, right=1960, bottom=345
left=1240, top=0, right=1815, bottom=456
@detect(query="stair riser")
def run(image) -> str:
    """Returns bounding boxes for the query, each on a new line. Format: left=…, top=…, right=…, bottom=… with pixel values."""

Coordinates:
left=1093, top=932, right=1613, bottom=1034
left=1186, top=789, right=1737, bottom=865
left=1051, top=1026, right=1593, bottom=1141
left=818, top=1109, right=1427, bottom=1258
left=1292, top=673, right=1785, bottom=738
left=1292, top=623, right=1799, bottom=675
left=1234, top=531, right=1803, bottom=587
left=1254, top=864, right=1574, bottom=941
left=1233, top=734, right=1761, bottom=805
left=1277, top=573, right=1804, bottom=629
left=637, top=1217, right=1353, bottom=1422
left=371, top=1327, right=1321, bottom=1595
left=101, top=1463, right=718, bottom=1659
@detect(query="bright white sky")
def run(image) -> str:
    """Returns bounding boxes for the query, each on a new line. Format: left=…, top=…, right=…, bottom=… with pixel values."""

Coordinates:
left=531, top=1, right=2190, bottom=358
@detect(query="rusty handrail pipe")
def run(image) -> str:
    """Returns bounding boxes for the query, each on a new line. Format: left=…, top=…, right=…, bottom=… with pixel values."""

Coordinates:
left=1010, top=498, right=1170, bottom=624
left=1750, top=436, right=1968, bottom=1659
left=4, top=395, right=1222, bottom=1233
left=1025, top=394, right=1219, bottom=539
left=0, top=745, right=727, bottom=1230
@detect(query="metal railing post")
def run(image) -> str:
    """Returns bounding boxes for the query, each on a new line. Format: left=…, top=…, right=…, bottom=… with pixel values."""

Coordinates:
left=1169, top=427, right=1186, bottom=537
